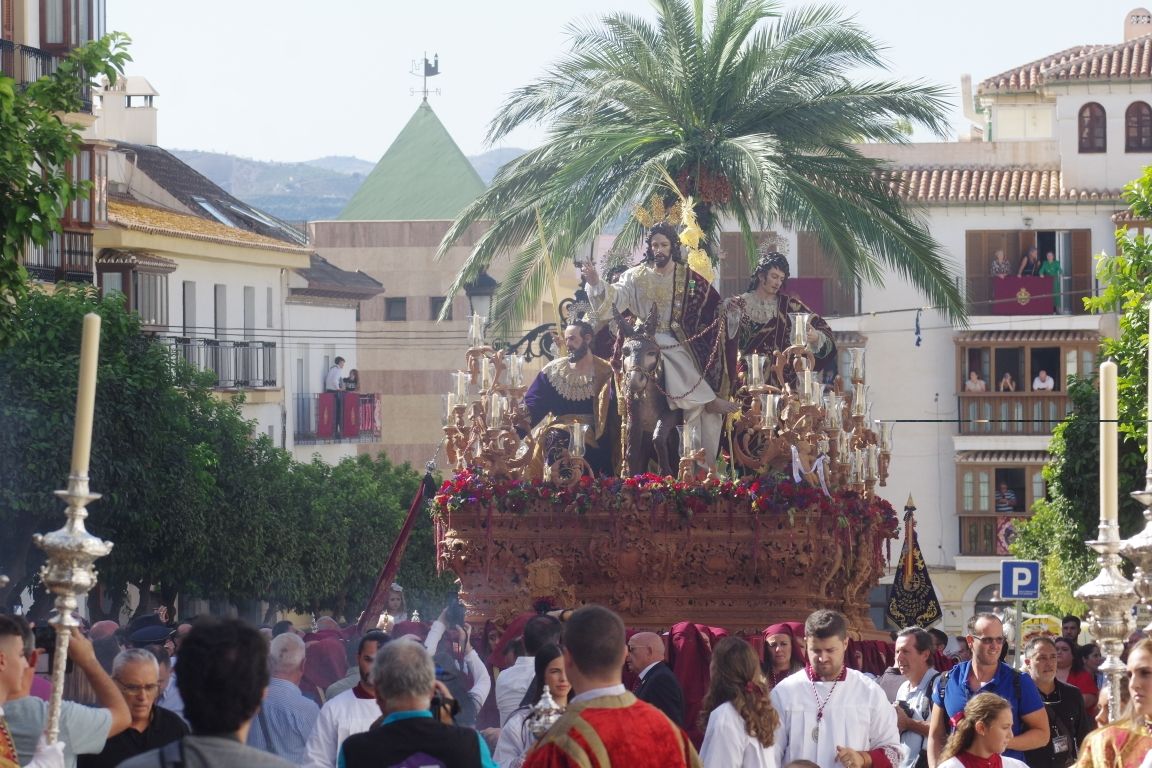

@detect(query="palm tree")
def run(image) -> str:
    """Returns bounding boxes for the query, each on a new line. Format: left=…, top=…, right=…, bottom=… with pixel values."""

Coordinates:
left=438, top=0, right=964, bottom=333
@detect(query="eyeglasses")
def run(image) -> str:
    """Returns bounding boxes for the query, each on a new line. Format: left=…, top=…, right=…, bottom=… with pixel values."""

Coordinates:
left=116, top=682, right=159, bottom=695
left=971, top=635, right=1007, bottom=646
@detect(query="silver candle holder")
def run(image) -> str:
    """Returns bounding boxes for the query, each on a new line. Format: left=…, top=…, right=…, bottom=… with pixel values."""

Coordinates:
left=526, top=684, right=565, bottom=738
left=32, top=473, right=113, bottom=742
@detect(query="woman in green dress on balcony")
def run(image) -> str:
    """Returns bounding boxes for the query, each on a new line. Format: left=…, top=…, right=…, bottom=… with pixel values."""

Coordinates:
left=1039, top=250, right=1062, bottom=312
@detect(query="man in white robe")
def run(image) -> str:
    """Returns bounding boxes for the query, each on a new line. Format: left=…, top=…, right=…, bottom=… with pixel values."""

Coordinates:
left=771, top=610, right=903, bottom=768
left=583, top=222, right=736, bottom=465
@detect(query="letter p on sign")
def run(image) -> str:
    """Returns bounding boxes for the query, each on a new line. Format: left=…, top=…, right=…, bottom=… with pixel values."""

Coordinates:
left=1000, top=560, right=1040, bottom=600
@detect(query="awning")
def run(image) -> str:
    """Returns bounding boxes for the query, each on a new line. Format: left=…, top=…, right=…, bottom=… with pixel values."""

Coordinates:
left=954, top=330, right=1098, bottom=344
left=96, top=248, right=178, bottom=274
left=954, top=450, right=1051, bottom=465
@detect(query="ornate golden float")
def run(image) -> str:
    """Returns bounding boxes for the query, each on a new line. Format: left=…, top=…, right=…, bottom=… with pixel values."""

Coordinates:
left=431, top=312, right=899, bottom=637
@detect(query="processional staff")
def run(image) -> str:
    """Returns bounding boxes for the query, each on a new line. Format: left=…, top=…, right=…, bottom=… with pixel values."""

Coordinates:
left=33, top=313, right=114, bottom=742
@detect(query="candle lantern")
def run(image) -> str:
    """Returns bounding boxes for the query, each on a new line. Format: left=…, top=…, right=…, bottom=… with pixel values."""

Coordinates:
left=747, top=353, right=762, bottom=388
left=849, top=347, right=866, bottom=381
left=789, top=313, right=811, bottom=348
left=569, top=423, right=588, bottom=458
left=761, top=394, right=778, bottom=429
left=468, top=314, right=486, bottom=349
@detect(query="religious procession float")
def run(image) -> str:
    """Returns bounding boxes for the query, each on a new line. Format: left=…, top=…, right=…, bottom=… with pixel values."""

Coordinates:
left=426, top=201, right=902, bottom=638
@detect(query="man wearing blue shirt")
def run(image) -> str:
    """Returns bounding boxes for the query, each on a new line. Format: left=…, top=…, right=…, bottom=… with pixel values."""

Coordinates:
left=338, top=640, right=496, bottom=768
left=247, top=633, right=319, bottom=763
left=926, top=613, right=1049, bottom=767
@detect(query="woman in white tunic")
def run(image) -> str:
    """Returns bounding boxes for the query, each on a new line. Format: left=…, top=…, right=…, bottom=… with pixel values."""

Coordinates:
left=493, top=644, right=570, bottom=768
left=938, top=693, right=1028, bottom=768
left=699, top=636, right=780, bottom=768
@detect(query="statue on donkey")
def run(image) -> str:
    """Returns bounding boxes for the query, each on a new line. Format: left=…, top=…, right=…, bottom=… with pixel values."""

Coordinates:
left=582, top=221, right=737, bottom=475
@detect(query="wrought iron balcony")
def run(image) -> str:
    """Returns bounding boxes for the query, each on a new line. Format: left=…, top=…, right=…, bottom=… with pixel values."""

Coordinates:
left=0, top=40, right=92, bottom=111
left=294, top=393, right=381, bottom=444
left=22, top=231, right=94, bottom=283
left=957, top=392, right=1071, bottom=436
left=158, top=336, right=278, bottom=389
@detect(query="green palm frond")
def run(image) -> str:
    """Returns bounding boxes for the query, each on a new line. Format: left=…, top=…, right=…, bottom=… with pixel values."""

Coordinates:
left=438, top=0, right=965, bottom=331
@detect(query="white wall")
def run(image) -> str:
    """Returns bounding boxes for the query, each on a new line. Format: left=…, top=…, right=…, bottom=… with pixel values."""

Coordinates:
left=168, top=261, right=283, bottom=343
left=1054, top=83, right=1152, bottom=190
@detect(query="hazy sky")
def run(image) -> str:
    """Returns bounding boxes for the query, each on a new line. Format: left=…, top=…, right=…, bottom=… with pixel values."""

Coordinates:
left=107, top=1, right=1142, bottom=163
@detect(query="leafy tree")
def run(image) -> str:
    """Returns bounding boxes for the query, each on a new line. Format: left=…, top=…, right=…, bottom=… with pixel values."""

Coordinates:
left=0, top=287, right=454, bottom=619
left=437, top=0, right=963, bottom=332
left=0, top=33, right=131, bottom=347
left=1011, top=168, right=1152, bottom=612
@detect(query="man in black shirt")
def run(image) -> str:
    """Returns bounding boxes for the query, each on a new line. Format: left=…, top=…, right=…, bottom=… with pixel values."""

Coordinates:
left=1022, top=636, right=1092, bottom=768
left=78, top=648, right=187, bottom=768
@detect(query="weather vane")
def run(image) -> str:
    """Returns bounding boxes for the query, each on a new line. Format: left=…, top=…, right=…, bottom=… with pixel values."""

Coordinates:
left=410, top=52, right=441, bottom=101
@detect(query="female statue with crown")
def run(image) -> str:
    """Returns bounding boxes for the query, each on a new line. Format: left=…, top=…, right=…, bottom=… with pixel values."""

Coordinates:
left=581, top=197, right=738, bottom=470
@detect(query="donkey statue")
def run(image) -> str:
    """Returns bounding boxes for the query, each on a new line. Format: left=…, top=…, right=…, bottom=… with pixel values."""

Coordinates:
left=615, top=304, right=681, bottom=476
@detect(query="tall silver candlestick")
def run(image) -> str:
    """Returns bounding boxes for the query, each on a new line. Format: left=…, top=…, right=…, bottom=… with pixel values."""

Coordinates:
left=33, top=313, right=114, bottom=743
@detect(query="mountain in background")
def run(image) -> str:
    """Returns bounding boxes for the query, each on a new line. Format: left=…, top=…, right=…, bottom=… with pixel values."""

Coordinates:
left=171, top=147, right=524, bottom=225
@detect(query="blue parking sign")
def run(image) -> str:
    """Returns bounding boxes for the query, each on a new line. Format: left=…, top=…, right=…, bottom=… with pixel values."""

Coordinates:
left=1000, top=560, right=1041, bottom=600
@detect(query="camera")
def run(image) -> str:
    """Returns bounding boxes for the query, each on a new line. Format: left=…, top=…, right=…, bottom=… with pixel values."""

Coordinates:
left=445, top=601, right=465, bottom=628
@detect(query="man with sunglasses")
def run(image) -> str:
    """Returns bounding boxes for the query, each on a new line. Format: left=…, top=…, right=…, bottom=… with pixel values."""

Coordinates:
left=926, top=613, right=1048, bottom=767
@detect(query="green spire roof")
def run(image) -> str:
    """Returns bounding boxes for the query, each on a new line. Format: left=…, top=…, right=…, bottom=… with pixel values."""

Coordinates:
left=338, top=101, right=486, bottom=221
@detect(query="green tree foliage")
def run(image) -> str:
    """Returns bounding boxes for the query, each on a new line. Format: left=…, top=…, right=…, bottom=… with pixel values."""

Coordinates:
left=1011, top=168, right=1152, bottom=612
left=438, top=0, right=964, bottom=333
left=0, top=287, right=454, bottom=619
left=0, top=34, right=131, bottom=347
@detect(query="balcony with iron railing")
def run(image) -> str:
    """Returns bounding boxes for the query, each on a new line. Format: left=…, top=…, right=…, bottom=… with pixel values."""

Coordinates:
left=294, top=393, right=381, bottom=444
left=22, top=231, right=94, bottom=283
left=0, top=39, right=92, bottom=111
left=964, top=275, right=1087, bottom=316
left=957, top=392, right=1071, bottom=436
left=157, top=336, right=278, bottom=389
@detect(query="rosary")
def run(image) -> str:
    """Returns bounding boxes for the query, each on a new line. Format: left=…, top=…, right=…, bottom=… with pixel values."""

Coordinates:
left=810, top=677, right=841, bottom=742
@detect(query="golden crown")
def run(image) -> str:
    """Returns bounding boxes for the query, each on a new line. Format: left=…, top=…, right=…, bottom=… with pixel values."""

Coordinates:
left=632, top=194, right=684, bottom=230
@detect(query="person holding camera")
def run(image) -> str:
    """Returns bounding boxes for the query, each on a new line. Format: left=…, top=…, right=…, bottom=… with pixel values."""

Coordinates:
left=338, top=641, right=497, bottom=767
left=893, top=628, right=939, bottom=768
left=423, top=605, right=490, bottom=729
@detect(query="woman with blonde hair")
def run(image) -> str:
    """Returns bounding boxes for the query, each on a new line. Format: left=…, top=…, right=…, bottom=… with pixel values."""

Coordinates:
left=939, top=692, right=1028, bottom=768
left=1076, top=637, right=1152, bottom=768
left=699, top=636, right=780, bottom=768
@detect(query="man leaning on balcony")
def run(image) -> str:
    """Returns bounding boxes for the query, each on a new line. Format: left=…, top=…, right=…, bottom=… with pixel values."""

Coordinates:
left=325, top=357, right=346, bottom=438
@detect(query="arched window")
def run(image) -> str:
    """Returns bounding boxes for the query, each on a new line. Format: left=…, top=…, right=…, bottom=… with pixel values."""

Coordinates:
left=1078, top=103, right=1106, bottom=153
left=1127, top=102, right=1152, bottom=152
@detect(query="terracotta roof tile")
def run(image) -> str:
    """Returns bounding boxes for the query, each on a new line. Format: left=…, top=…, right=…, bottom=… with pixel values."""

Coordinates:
left=1046, top=36, right=1152, bottom=83
left=979, top=45, right=1103, bottom=93
left=980, top=35, right=1152, bottom=93
left=108, top=199, right=312, bottom=254
left=881, top=167, right=1122, bottom=203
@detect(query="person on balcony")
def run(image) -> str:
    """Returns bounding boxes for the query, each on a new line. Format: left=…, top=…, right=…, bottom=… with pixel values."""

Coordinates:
left=990, top=250, right=1012, bottom=279
left=343, top=369, right=359, bottom=392
left=964, top=371, right=986, bottom=392
left=1039, top=251, right=1062, bottom=313
left=1032, top=370, right=1055, bottom=391
left=995, top=483, right=1017, bottom=513
left=998, top=373, right=1016, bottom=392
left=1017, top=247, right=1042, bottom=277
left=324, top=357, right=346, bottom=438
left=724, top=250, right=835, bottom=389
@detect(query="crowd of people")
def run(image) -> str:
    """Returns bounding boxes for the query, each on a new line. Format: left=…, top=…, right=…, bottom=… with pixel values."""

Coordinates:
left=1, top=601, right=1142, bottom=768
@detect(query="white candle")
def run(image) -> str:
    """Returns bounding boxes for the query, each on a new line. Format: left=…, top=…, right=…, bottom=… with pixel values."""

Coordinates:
left=1101, top=360, right=1119, bottom=527
left=748, top=353, right=762, bottom=388
left=455, top=371, right=468, bottom=401
left=70, top=313, right=102, bottom=477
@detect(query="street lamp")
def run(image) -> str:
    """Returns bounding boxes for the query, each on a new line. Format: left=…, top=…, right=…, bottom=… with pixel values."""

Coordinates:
left=464, top=270, right=498, bottom=319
